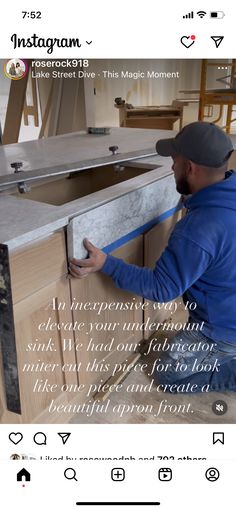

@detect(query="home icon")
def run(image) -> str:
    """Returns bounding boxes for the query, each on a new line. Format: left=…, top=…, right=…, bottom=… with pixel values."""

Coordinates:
left=17, top=468, right=31, bottom=482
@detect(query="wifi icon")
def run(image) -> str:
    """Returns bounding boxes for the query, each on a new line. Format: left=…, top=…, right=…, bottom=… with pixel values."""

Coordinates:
left=197, top=10, right=207, bottom=18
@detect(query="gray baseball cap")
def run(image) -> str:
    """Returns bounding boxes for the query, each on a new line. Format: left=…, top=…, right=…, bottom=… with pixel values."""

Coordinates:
left=156, top=121, right=234, bottom=167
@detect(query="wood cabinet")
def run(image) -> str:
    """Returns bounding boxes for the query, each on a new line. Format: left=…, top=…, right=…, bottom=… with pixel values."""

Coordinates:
left=0, top=211, right=182, bottom=424
left=0, top=232, right=144, bottom=423
left=70, top=236, right=144, bottom=390
left=13, top=278, right=78, bottom=423
left=143, top=211, right=183, bottom=339
left=0, top=231, right=77, bottom=424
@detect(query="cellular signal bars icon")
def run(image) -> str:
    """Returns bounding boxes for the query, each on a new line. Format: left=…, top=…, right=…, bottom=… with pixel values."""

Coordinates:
left=183, top=11, right=194, bottom=18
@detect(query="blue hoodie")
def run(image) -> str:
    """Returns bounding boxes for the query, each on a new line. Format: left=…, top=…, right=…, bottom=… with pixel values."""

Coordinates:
left=102, top=171, right=236, bottom=343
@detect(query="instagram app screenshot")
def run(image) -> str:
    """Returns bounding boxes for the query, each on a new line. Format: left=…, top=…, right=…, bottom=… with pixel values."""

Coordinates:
left=0, top=1, right=236, bottom=508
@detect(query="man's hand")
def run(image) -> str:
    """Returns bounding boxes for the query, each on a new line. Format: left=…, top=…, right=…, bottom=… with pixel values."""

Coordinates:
left=69, top=238, right=107, bottom=279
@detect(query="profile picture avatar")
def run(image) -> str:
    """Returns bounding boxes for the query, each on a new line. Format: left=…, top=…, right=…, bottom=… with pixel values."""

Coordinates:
left=4, top=58, right=27, bottom=80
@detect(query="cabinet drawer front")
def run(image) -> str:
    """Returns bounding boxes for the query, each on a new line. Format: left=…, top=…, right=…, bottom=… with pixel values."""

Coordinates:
left=70, top=236, right=144, bottom=390
left=14, top=278, right=77, bottom=423
left=10, top=231, right=67, bottom=303
left=143, top=211, right=184, bottom=338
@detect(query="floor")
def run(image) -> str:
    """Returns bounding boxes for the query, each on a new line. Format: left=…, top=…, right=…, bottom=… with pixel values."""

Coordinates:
left=70, top=307, right=236, bottom=425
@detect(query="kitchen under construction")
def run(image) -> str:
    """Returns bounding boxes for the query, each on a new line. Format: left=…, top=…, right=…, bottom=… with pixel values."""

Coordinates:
left=0, top=58, right=236, bottom=425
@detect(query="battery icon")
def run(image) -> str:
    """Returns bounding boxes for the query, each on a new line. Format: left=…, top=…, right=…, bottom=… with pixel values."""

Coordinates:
left=210, top=11, right=225, bottom=18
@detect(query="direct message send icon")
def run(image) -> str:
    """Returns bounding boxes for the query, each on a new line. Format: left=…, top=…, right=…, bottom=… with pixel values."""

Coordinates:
left=58, top=433, right=71, bottom=445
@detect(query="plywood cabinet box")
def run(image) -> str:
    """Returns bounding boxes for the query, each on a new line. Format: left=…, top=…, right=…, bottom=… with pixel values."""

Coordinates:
left=0, top=127, right=190, bottom=424
left=0, top=211, right=181, bottom=424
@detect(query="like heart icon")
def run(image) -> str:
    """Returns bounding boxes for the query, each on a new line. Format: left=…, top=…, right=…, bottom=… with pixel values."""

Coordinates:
left=181, top=35, right=196, bottom=48
left=9, top=432, right=23, bottom=445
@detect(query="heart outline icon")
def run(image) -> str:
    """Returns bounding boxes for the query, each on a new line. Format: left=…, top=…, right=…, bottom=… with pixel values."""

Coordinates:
left=180, top=36, right=195, bottom=48
left=9, top=432, right=23, bottom=445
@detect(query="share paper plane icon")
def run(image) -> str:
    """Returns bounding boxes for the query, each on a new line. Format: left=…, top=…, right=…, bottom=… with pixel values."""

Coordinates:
left=211, top=36, right=224, bottom=48
left=58, top=433, right=71, bottom=445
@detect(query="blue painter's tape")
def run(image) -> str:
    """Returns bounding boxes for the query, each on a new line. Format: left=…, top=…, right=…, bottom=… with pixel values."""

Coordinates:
left=103, top=204, right=183, bottom=254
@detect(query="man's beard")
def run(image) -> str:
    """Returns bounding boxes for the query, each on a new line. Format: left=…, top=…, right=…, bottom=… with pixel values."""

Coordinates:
left=176, top=176, right=191, bottom=195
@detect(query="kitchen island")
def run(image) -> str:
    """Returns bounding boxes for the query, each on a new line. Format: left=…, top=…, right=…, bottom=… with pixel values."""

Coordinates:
left=1, top=127, right=232, bottom=424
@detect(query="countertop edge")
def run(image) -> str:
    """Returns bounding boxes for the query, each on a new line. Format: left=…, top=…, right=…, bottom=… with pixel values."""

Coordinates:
left=1, top=164, right=174, bottom=251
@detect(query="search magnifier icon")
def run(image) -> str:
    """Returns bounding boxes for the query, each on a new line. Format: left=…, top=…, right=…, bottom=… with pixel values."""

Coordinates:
left=64, top=468, right=78, bottom=481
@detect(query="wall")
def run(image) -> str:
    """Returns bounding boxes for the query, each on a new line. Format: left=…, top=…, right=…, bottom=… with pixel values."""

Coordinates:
left=86, top=59, right=235, bottom=130
left=1, top=59, right=235, bottom=142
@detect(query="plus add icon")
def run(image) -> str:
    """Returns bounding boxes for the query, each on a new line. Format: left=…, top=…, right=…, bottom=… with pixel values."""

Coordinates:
left=111, top=468, right=125, bottom=481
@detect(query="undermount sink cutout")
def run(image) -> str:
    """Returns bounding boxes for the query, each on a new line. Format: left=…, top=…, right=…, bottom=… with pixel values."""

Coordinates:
left=11, top=164, right=160, bottom=206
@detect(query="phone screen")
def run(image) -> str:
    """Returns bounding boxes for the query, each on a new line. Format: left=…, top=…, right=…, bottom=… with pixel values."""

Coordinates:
left=0, top=2, right=235, bottom=508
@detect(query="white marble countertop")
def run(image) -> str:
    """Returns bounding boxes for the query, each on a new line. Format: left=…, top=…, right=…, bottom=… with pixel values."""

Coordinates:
left=0, top=128, right=175, bottom=251
left=0, top=164, right=172, bottom=251
left=1, top=127, right=235, bottom=252
left=0, top=127, right=173, bottom=177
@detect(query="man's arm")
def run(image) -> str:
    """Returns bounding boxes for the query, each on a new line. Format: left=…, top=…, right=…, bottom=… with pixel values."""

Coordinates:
left=69, top=235, right=212, bottom=302
left=69, top=238, right=107, bottom=278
